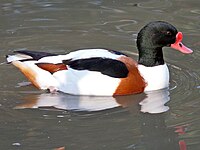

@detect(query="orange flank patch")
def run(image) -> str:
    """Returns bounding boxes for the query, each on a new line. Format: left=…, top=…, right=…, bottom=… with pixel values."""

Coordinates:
left=37, top=63, right=67, bottom=74
left=114, top=56, right=146, bottom=96
left=12, top=61, right=41, bottom=89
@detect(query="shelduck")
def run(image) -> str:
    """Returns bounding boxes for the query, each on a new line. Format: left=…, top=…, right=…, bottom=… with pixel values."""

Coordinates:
left=6, top=21, right=193, bottom=96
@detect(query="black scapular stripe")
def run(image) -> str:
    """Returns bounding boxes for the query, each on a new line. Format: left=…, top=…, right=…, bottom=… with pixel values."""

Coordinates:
left=14, top=50, right=57, bottom=60
left=108, top=49, right=128, bottom=56
left=63, top=57, right=129, bottom=78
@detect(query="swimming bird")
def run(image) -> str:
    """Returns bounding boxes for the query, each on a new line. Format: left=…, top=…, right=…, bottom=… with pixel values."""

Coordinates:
left=6, top=21, right=193, bottom=96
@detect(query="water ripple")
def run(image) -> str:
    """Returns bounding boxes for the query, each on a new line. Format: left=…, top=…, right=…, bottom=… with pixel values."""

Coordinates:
left=169, top=63, right=199, bottom=96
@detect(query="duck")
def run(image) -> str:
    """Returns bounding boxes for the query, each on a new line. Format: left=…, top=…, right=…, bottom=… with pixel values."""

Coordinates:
left=6, top=21, right=193, bottom=96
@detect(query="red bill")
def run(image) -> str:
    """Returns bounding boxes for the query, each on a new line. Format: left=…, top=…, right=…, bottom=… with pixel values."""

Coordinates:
left=170, top=32, right=193, bottom=54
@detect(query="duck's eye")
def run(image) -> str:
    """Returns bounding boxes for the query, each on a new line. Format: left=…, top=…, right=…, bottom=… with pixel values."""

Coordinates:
left=166, top=31, right=172, bottom=36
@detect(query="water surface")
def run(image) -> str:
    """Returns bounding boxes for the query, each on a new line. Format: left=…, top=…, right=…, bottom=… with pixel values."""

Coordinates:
left=0, top=0, right=200, bottom=150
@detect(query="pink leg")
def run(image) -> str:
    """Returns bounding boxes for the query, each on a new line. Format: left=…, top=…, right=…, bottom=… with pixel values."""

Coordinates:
left=48, top=86, right=58, bottom=94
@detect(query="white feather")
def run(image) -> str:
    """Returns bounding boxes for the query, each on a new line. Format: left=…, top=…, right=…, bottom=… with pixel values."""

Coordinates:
left=138, top=64, right=169, bottom=91
left=6, top=54, right=32, bottom=63
left=53, top=68, right=121, bottom=96
left=38, top=49, right=122, bottom=64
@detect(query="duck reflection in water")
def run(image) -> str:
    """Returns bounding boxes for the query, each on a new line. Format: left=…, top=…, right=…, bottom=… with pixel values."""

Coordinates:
left=15, top=89, right=169, bottom=113
left=15, top=89, right=187, bottom=150
left=139, top=113, right=187, bottom=150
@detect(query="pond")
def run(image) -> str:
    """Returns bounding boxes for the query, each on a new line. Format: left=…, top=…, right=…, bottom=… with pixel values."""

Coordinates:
left=0, top=0, right=200, bottom=149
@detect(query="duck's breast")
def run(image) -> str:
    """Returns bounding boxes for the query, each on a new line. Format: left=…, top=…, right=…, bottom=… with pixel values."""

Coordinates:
left=138, top=64, right=169, bottom=91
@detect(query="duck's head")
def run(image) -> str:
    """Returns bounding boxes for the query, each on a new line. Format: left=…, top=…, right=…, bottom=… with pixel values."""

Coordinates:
left=137, top=21, right=193, bottom=67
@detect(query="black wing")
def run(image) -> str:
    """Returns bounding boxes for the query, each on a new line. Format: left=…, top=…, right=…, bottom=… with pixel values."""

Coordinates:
left=14, top=50, right=57, bottom=60
left=63, top=57, right=129, bottom=78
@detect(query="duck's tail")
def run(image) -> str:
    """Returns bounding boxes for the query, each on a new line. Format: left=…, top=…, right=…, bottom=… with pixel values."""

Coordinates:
left=6, top=51, right=60, bottom=91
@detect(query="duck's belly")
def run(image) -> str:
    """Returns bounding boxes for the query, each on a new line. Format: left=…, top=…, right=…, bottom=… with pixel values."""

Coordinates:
left=53, top=69, right=121, bottom=96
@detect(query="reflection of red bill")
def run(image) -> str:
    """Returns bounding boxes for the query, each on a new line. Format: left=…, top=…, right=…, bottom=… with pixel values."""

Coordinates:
left=171, top=32, right=193, bottom=54
left=179, top=140, right=187, bottom=150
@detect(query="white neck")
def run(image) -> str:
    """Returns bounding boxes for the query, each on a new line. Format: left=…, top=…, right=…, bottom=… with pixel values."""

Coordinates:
left=138, top=64, right=169, bottom=91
